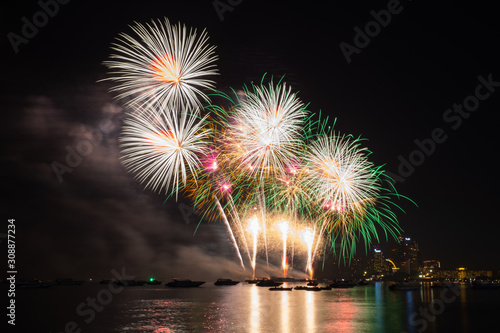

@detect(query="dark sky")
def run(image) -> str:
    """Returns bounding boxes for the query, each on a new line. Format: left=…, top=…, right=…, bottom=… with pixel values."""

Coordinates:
left=2, top=0, right=499, bottom=281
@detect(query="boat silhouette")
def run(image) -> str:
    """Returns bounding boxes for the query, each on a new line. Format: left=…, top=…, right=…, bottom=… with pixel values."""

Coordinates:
left=256, top=279, right=283, bottom=287
left=269, top=286, right=293, bottom=291
left=214, top=278, right=239, bottom=286
left=166, top=278, right=205, bottom=288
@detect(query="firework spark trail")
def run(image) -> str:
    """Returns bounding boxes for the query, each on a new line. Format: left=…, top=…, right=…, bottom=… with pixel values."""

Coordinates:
left=227, top=198, right=252, bottom=263
left=291, top=217, right=297, bottom=269
left=248, top=216, right=260, bottom=279
left=302, top=228, right=315, bottom=279
left=258, top=190, right=269, bottom=269
left=215, top=198, right=245, bottom=269
left=277, top=220, right=290, bottom=276
left=311, top=221, right=327, bottom=264
left=288, top=203, right=299, bottom=269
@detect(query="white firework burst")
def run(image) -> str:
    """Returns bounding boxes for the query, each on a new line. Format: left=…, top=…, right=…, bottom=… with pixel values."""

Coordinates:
left=120, top=105, right=210, bottom=196
left=104, top=18, right=218, bottom=110
left=227, top=80, right=307, bottom=178
left=303, top=133, right=381, bottom=213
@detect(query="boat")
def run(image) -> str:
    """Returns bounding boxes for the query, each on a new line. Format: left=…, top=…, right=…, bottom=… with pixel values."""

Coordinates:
left=431, top=281, right=459, bottom=289
left=271, top=276, right=298, bottom=282
left=307, top=281, right=318, bottom=286
left=269, top=287, right=293, bottom=291
left=319, top=286, right=332, bottom=290
left=256, top=279, right=283, bottom=287
left=17, top=280, right=54, bottom=288
left=99, top=279, right=114, bottom=285
left=147, top=279, right=162, bottom=285
left=389, top=282, right=420, bottom=291
left=306, top=286, right=322, bottom=291
left=330, top=281, right=357, bottom=288
left=55, top=278, right=84, bottom=286
left=294, top=286, right=308, bottom=290
left=165, top=278, right=205, bottom=288
left=471, top=281, right=500, bottom=290
left=214, top=278, right=239, bottom=286
left=246, top=277, right=268, bottom=284
left=116, top=280, right=147, bottom=286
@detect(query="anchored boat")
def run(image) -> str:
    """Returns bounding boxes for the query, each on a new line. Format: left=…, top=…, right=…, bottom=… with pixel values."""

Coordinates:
left=165, top=278, right=205, bottom=288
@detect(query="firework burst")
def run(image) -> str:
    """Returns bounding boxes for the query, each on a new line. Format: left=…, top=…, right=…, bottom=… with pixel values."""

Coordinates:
left=304, top=133, right=380, bottom=212
left=120, top=105, right=210, bottom=197
left=223, top=78, right=308, bottom=180
left=104, top=18, right=218, bottom=110
left=304, top=132, right=404, bottom=259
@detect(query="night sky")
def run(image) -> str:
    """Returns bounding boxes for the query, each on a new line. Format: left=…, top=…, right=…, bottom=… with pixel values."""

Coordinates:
left=2, top=0, right=499, bottom=282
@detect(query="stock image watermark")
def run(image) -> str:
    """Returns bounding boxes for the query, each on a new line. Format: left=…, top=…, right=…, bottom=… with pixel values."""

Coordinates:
left=51, top=104, right=119, bottom=183
left=7, top=0, right=71, bottom=54
left=178, top=203, right=198, bottom=225
left=213, top=0, right=243, bottom=22
left=339, top=0, right=411, bottom=64
left=52, top=268, right=134, bottom=333
left=404, top=282, right=461, bottom=333
left=387, top=73, right=499, bottom=184
left=6, top=219, right=17, bottom=326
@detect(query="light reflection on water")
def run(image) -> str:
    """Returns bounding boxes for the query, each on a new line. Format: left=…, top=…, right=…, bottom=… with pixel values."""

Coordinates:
left=116, top=283, right=411, bottom=332
left=281, top=288, right=289, bottom=333
left=14, top=282, right=499, bottom=332
left=251, top=284, right=259, bottom=332
left=306, top=290, right=314, bottom=332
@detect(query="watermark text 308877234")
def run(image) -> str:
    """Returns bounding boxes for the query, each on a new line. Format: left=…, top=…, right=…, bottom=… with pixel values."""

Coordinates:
left=6, top=219, right=17, bottom=326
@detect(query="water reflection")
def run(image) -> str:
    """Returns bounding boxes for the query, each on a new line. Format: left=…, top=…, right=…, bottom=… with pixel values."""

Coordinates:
left=306, top=290, right=314, bottom=332
left=374, top=282, right=383, bottom=331
left=250, top=285, right=259, bottom=332
left=103, top=282, right=496, bottom=332
left=281, top=289, right=289, bottom=333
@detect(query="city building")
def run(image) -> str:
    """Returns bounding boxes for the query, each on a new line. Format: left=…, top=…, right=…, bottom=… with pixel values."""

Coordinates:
left=420, top=260, right=441, bottom=278
left=434, top=267, right=493, bottom=280
left=392, top=236, right=419, bottom=275
left=373, top=248, right=385, bottom=275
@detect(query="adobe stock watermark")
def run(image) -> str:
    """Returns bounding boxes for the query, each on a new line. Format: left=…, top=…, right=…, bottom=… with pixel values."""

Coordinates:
left=387, top=73, right=499, bottom=184
left=213, top=0, right=243, bottom=22
left=403, top=282, right=461, bottom=333
left=339, top=0, right=412, bottom=64
left=51, top=104, right=119, bottom=183
left=178, top=203, right=199, bottom=225
left=51, top=268, right=134, bottom=333
left=7, top=0, right=71, bottom=54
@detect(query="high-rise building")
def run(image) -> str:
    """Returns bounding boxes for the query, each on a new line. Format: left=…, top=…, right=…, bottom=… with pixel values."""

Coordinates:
left=392, top=236, right=419, bottom=274
left=373, top=247, right=385, bottom=275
